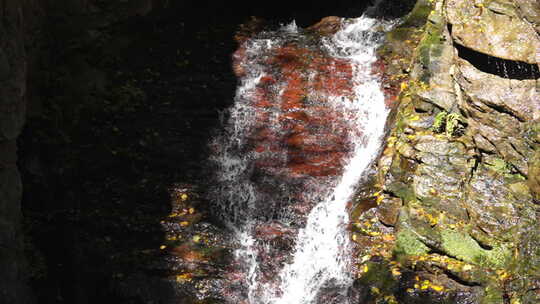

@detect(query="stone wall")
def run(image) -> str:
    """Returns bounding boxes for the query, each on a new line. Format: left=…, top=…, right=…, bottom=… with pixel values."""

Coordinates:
left=1, top=1, right=160, bottom=303
left=0, top=0, right=31, bottom=302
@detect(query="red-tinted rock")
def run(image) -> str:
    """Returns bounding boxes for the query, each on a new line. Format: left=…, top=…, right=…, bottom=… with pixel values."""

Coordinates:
left=307, top=16, right=343, bottom=36
left=230, top=39, right=363, bottom=213
left=255, top=222, right=294, bottom=241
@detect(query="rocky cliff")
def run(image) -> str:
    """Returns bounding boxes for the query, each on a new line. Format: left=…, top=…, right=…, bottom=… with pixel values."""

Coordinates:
left=352, top=0, right=540, bottom=303
left=2, top=0, right=539, bottom=303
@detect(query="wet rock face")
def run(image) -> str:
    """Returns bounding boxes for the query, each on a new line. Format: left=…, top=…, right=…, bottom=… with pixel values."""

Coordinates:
left=225, top=25, right=360, bottom=299
left=232, top=31, right=357, bottom=220
left=352, top=0, right=540, bottom=303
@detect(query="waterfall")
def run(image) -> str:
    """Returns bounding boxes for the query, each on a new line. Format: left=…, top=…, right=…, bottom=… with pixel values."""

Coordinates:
left=269, top=17, right=390, bottom=304
left=209, top=11, right=392, bottom=304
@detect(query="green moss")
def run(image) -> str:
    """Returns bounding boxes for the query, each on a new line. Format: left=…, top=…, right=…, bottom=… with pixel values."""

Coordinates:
left=440, top=230, right=510, bottom=268
left=415, top=10, right=446, bottom=82
left=394, top=229, right=430, bottom=257
left=377, top=0, right=434, bottom=73
left=387, top=27, right=416, bottom=42
left=430, top=111, right=466, bottom=137
left=485, top=157, right=511, bottom=173
left=418, top=22, right=443, bottom=64
left=387, top=179, right=416, bottom=203
left=524, top=121, right=540, bottom=144
left=484, top=157, right=525, bottom=180
left=480, top=284, right=505, bottom=304
left=431, top=111, right=448, bottom=133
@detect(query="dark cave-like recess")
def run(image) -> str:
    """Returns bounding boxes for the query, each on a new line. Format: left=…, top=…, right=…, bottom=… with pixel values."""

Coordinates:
left=172, top=0, right=417, bottom=27
left=454, top=42, right=540, bottom=80
left=445, top=22, right=540, bottom=80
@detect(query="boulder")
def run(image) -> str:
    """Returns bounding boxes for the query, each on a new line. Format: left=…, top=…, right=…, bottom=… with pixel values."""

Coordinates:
left=446, top=0, right=540, bottom=64
left=307, top=16, right=342, bottom=36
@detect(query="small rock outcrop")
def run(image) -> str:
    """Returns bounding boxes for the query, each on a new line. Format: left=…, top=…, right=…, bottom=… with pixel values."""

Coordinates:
left=447, top=0, right=540, bottom=64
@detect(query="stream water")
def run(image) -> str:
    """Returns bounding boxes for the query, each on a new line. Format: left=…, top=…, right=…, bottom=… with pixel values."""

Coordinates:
left=210, top=9, right=392, bottom=304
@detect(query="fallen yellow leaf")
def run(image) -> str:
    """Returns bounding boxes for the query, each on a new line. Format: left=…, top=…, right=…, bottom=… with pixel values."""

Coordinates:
left=431, top=285, right=444, bottom=292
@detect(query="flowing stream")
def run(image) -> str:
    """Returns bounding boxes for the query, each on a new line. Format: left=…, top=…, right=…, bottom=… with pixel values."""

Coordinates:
left=210, top=10, right=392, bottom=304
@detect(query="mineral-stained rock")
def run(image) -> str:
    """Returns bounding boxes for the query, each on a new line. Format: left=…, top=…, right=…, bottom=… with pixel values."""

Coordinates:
left=254, top=222, right=294, bottom=242
left=224, top=17, right=397, bottom=302
left=232, top=37, right=360, bottom=218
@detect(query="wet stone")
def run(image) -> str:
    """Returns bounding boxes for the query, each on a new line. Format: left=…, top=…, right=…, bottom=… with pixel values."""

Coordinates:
left=378, top=197, right=402, bottom=227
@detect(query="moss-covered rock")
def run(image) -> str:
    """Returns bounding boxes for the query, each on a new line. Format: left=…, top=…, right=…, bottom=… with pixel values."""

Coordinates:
left=395, top=229, right=430, bottom=258
left=358, top=0, right=540, bottom=302
left=439, top=229, right=511, bottom=268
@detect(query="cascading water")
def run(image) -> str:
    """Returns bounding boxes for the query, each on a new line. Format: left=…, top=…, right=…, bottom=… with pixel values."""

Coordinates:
left=209, top=9, right=393, bottom=304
